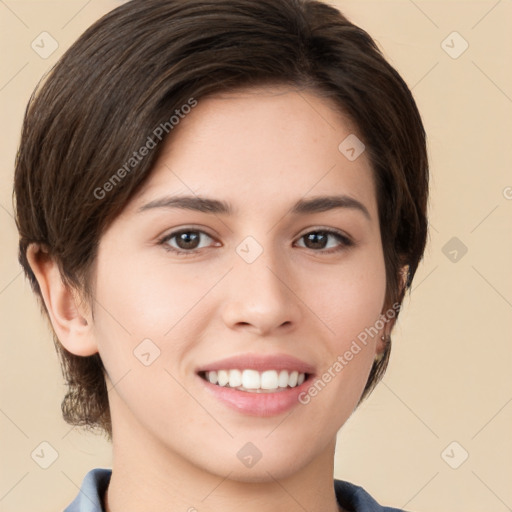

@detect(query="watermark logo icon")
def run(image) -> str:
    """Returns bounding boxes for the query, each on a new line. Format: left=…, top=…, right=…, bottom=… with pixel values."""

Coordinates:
left=441, top=441, right=469, bottom=469
left=236, top=236, right=263, bottom=264
left=31, top=32, right=59, bottom=59
left=441, top=32, right=469, bottom=59
left=237, top=442, right=262, bottom=468
left=133, top=338, right=161, bottom=366
left=31, top=441, right=59, bottom=469
left=338, top=134, right=365, bottom=161
left=442, top=237, right=468, bottom=263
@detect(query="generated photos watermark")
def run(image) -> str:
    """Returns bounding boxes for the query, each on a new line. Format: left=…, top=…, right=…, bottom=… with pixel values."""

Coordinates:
left=93, top=97, right=198, bottom=200
left=298, top=302, right=401, bottom=405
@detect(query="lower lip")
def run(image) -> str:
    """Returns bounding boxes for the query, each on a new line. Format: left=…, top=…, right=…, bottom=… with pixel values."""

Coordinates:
left=199, top=375, right=313, bottom=417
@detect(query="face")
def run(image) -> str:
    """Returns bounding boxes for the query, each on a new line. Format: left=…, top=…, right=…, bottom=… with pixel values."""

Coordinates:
left=90, top=87, right=387, bottom=481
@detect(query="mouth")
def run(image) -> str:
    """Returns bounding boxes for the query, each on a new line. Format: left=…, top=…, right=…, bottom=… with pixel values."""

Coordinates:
left=198, top=369, right=310, bottom=393
left=195, top=353, right=315, bottom=416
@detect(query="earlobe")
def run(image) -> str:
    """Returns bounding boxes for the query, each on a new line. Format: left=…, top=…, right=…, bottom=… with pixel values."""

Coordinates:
left=375, top=265, right=408, bottom=359
left=26, top=243, right=98, bottom=357
left=400, top=264, right=410, bottom=292
left=375, top=333, right=390, bottom=362
left=375, top=264, right=409, bottom=359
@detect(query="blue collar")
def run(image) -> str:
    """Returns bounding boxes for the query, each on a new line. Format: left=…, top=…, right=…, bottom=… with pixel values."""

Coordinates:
left=64, top=468, right=408, bottom=512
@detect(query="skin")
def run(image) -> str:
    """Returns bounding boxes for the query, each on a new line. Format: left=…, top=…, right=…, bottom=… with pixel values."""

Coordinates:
left=28, top=87, right=391, bottom=512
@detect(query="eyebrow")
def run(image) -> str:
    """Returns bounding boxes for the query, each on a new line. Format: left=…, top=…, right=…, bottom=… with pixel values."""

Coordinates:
left=138, top=194, right=371, bottom=220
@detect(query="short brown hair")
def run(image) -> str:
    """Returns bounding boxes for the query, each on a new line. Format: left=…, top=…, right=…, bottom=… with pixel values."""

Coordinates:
left=13, top=0, right=428, bottom=440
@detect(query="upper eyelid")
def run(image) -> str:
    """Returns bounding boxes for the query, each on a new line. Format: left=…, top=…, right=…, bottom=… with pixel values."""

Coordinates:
left=295, top=226, right=350, bottom=238
left=160, top=225, right=216, bottom=239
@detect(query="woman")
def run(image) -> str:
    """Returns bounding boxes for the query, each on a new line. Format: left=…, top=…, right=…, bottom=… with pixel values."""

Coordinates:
left=13, top=0, right=428, bottom=510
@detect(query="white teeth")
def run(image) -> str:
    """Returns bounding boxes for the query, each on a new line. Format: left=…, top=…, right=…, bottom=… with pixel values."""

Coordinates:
left=203, top=369, right=307, bottom=391
left=228, top=369, right=242, bottom=388
left=217, top=370, right=229, bottom=386
left=261, top=370, right=278, bottom=390
left=242, top=369, right=260, bottom=390
left=278, top=370, right=289, bottom=388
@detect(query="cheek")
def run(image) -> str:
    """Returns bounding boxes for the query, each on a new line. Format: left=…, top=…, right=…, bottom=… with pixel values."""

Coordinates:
left=89, top=252, right=163, bottom=369
left=295, top=253, right=386, bottom=430
left=90, top=255, right=212, bottom=422
left=312, top=250, right=387, bottom=347
left=93, top=247, right=215, bottom=336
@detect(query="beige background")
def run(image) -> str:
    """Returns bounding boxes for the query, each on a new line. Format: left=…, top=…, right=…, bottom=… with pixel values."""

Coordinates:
left=1, top=1, right=511, bottom=511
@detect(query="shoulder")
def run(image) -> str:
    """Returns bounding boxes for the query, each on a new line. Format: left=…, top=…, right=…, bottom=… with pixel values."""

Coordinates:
left=334, top=479, right=410, bottom=512
left=63, top=468, right=112, bottom=512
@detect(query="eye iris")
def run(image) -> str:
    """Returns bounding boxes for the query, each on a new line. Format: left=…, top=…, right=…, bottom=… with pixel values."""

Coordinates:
left=176, top=231, right=200, bottom=249
left=304, top=232, right=328, bottom=249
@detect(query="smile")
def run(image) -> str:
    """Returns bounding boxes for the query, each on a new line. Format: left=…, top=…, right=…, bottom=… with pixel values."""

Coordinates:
left=200, top=369, right=307, bottom=393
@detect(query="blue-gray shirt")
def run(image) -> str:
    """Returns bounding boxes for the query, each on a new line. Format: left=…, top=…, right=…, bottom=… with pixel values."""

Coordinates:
left=64, top=468, right=408, bottom=512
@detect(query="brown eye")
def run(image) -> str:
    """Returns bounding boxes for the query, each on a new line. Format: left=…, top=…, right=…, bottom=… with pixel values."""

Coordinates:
left=296, top=230, right=352, bottom=252
left=160, top=229, right=216, bottom=253
left=303, top=232, right=329, bottom=249
left=175, top=231, right=201, bottom=249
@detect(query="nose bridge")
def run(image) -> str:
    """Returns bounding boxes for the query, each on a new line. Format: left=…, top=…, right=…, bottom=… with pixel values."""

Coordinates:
left=238, top=241, right=285, bottom=299
left=235, top=236, right=290, bottom=305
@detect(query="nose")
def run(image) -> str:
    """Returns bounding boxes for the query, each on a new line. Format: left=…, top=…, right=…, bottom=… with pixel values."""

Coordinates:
left=220, top=246, right=302, bottom=336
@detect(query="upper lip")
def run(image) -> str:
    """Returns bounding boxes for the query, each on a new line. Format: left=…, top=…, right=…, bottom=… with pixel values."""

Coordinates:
left=196, top=353, right=316, bottom=374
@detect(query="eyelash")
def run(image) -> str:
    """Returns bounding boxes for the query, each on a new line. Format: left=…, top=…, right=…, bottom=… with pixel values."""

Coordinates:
left=158, top=228, right=354, bottom=256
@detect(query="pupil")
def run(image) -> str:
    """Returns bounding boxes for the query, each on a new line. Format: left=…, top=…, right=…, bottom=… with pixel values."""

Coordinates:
left=305, top=232, right=327, bottom=249
left=177, top=232, right=199, bottom=249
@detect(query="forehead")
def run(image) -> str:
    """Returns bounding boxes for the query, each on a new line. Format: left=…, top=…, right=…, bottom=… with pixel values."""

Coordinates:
left=128, top=86, right=377, bottom=219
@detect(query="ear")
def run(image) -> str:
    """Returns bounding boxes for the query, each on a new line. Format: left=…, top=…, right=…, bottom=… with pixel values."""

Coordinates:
left=26, top=243, right=98, bottom=356
left=375, top=264, right=409, bottom=356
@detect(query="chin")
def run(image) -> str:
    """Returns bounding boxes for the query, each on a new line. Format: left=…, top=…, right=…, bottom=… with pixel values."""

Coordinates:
left=196, top=443, right=315, bottom=484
